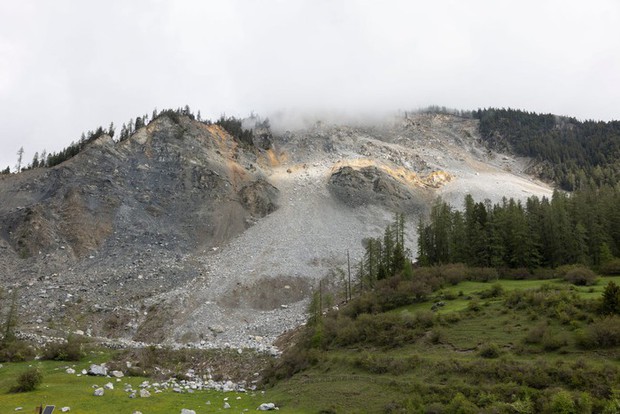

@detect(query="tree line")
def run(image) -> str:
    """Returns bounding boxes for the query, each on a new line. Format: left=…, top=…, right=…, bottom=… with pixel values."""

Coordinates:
left=3, top=106, right=262, bottom=174
left=357, top=213, right=414, bottom=288
left=474, top=108, right=620, bottom=190
left=417, top=187, right=620, bottom=270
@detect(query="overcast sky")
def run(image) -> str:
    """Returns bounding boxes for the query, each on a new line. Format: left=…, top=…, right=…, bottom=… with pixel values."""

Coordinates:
left=1, top=0, right=619, bottom=170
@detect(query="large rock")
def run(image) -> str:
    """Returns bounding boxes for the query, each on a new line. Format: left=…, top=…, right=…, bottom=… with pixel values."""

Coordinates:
left=258, top=402, right=278, bottom=411
left=328, top=165, right=429, bottom=213
left=93, top=388, right=104, bottom=396
left=180, top=410, right=196, bottom=414
left=238, top=179, right=279, bottom=218
left=140, top=389, right=151, bottom=398
left=88, top=364, right=107, bottom=376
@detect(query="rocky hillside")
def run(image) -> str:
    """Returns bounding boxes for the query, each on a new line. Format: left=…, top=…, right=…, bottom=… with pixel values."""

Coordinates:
left=0, top=112, right=552, bottom=351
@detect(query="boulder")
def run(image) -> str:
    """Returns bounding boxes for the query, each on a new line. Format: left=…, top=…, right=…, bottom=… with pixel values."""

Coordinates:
left=61, top=408, right=70, bottom=413
left=66, top=368, right=75, bottom=374
left=223, top=402, right=231, bottom=409
left=104, top=382, right=114, bottom=390
left=93, top=388, right=104, bottom=396
left=258, top=403, right=278, bottom=411
left=111, top=370, right=124, bottom=378
left=140, top=389, right=151, bottom=398
left=88, top=364, right=107, bottom=376
left=180, top=410, right=196, bottom=414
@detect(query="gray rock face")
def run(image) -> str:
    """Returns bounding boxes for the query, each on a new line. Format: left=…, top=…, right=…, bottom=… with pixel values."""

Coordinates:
left=328, top=165, right=429, bottom=213
left=0, top=113, right=553, bottom=349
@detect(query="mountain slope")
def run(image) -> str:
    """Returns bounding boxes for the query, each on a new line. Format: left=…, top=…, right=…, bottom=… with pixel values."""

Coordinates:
left=0, top=112, right=552, bottom=349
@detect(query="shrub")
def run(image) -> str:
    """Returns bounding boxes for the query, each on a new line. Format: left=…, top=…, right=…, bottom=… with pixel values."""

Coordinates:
left=576, top=316, right=620, bottom=348
left=0, top=340, right=35, bottom=362
left=414, top=310, right=435, bottom=328
left=599, top=258, right=620, bottom=275
left=480, top=282, right=504, bottom=299
left=469, top=267, right=499, bottom=282
left=524, top=322, right=548, bottom=344
left=467, top=299, right=482, bottom=312
left=439, top=263, right=468, bottom=285
left=479, top=343, right=500, bottom=358
left=575, top=392, right=593, bottom=414
left=42, top=336, right=84, bottom=361
left=446, top=392, right=479, bottom=414
left=499, top=267, right=533, bottom=280
left=541, top=332, right=568, bottom=351
left=548, top=389, right=575, bottom=414
left=10, top=368, right=42, bottom=392
left=563, top=266, right=598, bottom=286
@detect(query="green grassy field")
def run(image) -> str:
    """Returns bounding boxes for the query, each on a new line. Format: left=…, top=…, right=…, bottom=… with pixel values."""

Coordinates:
left=0, top=357, right=280, bottom=414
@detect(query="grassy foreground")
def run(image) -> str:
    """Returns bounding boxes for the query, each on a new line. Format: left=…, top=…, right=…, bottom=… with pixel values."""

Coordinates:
left=1, top=276, right=620, bottom=413
left=264, top=276, right=620, bottom=413
left=0, top=355, right=278, bottom=413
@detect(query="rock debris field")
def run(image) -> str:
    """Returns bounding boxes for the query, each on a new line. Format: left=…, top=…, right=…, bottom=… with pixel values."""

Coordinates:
left=0, top=113, right=552, bottom=353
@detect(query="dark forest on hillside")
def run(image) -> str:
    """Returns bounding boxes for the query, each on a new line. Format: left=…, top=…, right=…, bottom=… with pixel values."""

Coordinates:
left=474, top=108, right=620, bottom=190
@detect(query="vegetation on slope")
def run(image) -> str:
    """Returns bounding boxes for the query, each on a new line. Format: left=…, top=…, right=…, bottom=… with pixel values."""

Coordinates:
left=474, top=108, right=620, bottom=190
left=261, top=202, right=620, bottom=413
left=3, top=105, right=264, bottom=173
left=263, top=269, right=620, bottom=413
left=418, top=189, right=620, bottom=269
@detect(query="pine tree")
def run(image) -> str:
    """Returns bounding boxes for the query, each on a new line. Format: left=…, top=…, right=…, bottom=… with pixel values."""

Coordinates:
left=601, top=281, right=620, bottom=315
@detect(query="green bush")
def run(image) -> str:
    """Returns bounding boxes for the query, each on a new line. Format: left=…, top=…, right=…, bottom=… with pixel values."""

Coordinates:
left=480, top=282, right=504, bottom=299
left=10, top=368, right=42, bottom=393
left=467, top=299, right=482, bottom=312
left=599, top=258, right=620, bottom=275
left=42, top=336, right=84, bottom=361
left=541, top=332, right=568, bottom=351
left=479, top=343, right=500, bottom=358
left=576, top=316, right=620, bottom=348
left=524, top=322, right=548, bottom=344
left=470, top=267, right=499, bottom=282
left=499, top=267, right=533, bottom=280
left=548, top=389, right=575, bottom=414
left=446, top=392, right=479, bottom=414
left=0, top=340, right=35, bottom=362
left=563, top=266, right=598, bottom=286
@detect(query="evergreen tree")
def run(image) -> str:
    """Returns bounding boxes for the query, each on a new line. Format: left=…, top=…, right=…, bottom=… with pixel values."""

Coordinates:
left=601, top=281, right=620, bottom=315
